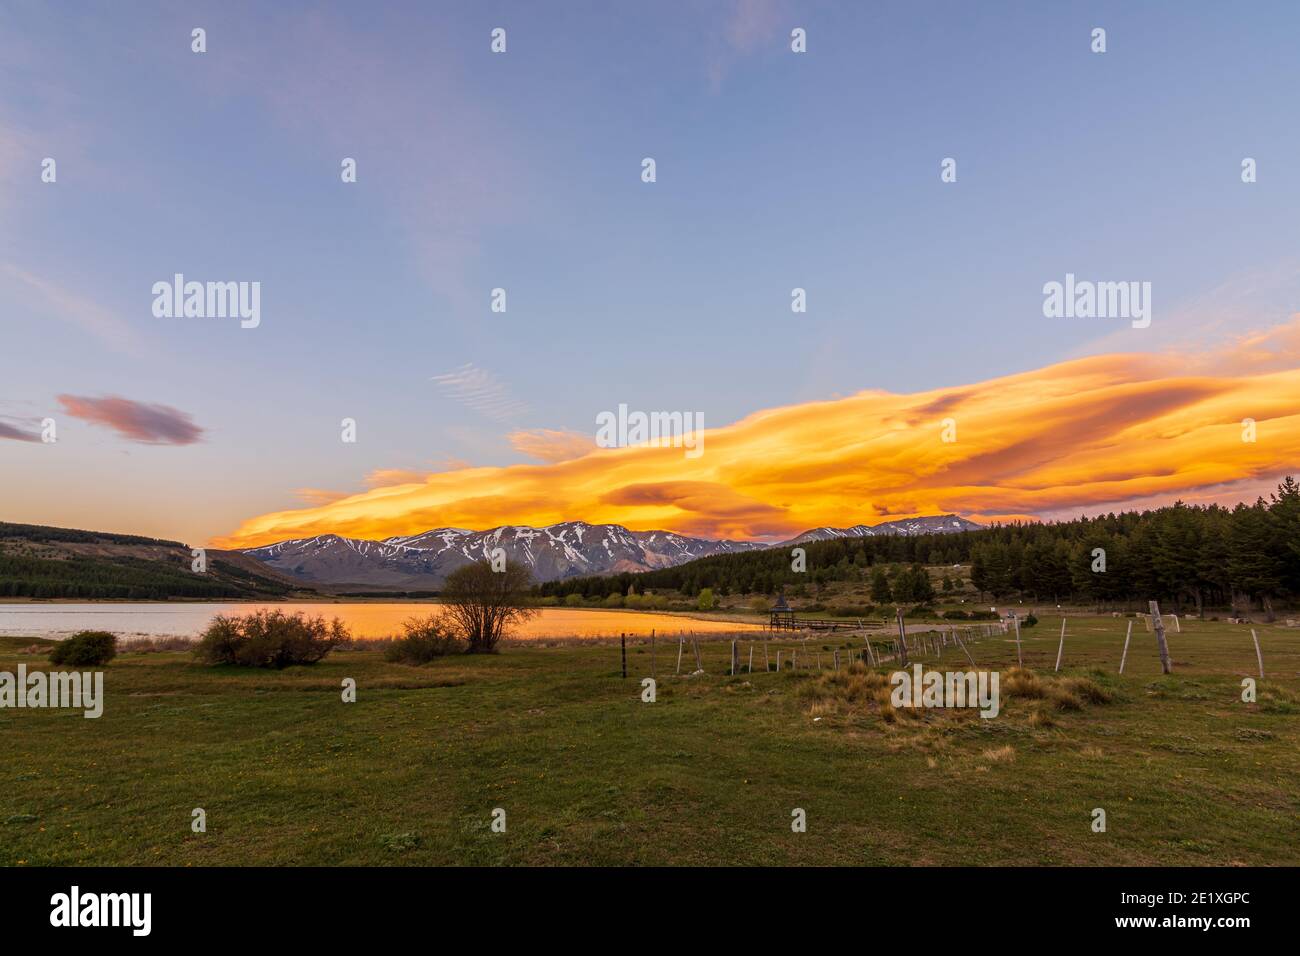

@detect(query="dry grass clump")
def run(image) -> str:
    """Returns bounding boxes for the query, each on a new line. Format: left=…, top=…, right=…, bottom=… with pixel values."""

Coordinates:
left=1027, top=704, right=1056, bottom=729
left=798, top=665, right=935, bottom=724
left=1004, top=667, right=1113, bottom=713
left=1059, top=676, right=1113, bottom=706
left=800, top=664, right=1113, bottom=728
left=120, top=635, right=197, bottom=653
left=1002, top=667, right=1046, bottom=699
left=981, top=745, right=1016, bottom=763
left=799, top=666, right=890, bottom=706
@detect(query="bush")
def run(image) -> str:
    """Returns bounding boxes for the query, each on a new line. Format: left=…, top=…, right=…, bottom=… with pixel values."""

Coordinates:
left=194, top=610, right=347, bottom=668
left=1023, top=613, right=1039, bottom=628
left=384, top=615, right=464, bottom=663
left=49, top=630, right=117, bottom=666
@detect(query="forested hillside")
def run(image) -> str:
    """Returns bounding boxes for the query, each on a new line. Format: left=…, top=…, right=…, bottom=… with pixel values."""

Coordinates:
left=0, top=522, right=312, bottom=599
left=539, top=477, right=1300, bottom=614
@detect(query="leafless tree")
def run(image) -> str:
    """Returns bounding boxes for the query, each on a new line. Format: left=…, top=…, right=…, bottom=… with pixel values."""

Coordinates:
left=439, top=560, right=538, bottom=652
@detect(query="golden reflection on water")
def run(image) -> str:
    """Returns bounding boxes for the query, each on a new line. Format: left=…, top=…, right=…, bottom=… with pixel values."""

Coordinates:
left=0, top=603, right=764, bottom=640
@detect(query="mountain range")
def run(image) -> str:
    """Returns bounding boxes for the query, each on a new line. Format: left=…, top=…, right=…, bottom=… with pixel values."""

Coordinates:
left=240, top=515, right=982, bottom=589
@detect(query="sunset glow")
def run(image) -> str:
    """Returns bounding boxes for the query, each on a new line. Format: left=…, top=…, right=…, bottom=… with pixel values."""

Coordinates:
left=214, top=320, right=1300, bottom=548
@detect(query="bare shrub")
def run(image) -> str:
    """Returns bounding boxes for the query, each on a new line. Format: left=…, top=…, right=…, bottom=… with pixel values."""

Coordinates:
left=194, top=610, right=348, bottom=669
left=384, top=615, right=465, bottom=664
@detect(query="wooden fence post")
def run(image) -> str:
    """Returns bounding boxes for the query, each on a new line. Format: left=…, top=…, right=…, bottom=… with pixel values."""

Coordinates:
left=764, top=641, right=770, bottom=672
left=693, top=637, right=703, bottom=673
left=1119, top=620, right=1132, bottom=674
left=1150, top=601, right=1172, bottom=674
left=1250, top=628, right=1265, bottom=679
left=650, top=629, right=656, bottom=679
left=895, top=609, right=909, bottom=666
left=620, top=633, right=627, bottom=678
left=1054, top=618, right=1066, bottom=673
left=676, top=635, right=684, bottom=675
left=1013, top=615, right=1023, bottom=668
left=953, top=629, right=977, bottom=667
left=748, top=644, right=754, bottom=674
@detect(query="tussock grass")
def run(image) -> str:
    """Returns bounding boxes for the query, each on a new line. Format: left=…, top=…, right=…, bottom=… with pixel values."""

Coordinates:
left=1027, top=704, right=1056, bottom=729
left=1003, top=667, right=1113, bottom=713
left=1002, top=667, right=1046, bottom=699
left=803, top=664, right=1116, bottom=727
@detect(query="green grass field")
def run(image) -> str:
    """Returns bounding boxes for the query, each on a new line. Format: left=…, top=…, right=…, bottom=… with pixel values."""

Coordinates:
left=2, top=616, right=1297, bottom=866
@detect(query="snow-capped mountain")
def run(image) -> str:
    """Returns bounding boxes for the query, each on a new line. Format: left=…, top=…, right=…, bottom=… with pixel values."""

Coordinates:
left=241, top=522, right=764, bottom=588
left=778, top=514, right=982, bottom=547
left=241, top=515, right=983, bottom=589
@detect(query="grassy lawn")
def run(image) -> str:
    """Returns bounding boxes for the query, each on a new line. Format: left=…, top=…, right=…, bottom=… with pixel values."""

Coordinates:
left=2, top=616, right=1297, bottom=866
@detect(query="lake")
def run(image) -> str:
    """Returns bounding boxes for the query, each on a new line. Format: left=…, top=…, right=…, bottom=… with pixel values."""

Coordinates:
left=0, top=603, right=764, bottom=641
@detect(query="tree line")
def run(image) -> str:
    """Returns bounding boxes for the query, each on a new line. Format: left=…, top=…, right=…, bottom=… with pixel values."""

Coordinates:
left=538, top=477, right=1300, bottom=615
left=0, top=552, right=294, bottom=600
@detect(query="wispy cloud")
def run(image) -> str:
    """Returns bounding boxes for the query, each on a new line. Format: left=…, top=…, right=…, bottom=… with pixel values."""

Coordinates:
left=508, top=428, right=595, bottom=463
left=1074, top=258, right=1300, bottom=361
left=431, top=363, right=530, bottom=425
left=293, top=488, right=350, bottom=507
left=2, top=264, right=145, bottom=357
left=57, top=394, right=204, bottom=445
left=707, top=0, right=791, bottom=90
left=365, top=469, right=429, bottom=488
left=0, top=418, right=41, bottom=442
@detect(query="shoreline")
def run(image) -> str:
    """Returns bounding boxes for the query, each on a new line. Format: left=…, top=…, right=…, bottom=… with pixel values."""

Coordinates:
left=0, top=601, right=769, bottom=641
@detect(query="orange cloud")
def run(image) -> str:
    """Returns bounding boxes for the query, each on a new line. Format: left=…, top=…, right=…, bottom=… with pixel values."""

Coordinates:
left=213, top=323, right=1300, bottom=548
left=364, top=469, right=429, bottom=488
left=508, top=428, right=596, bottom=463
left=293, top=488, right=349, bottom=506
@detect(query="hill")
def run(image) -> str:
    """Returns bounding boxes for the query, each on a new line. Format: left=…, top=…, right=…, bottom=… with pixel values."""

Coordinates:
left=0, top=521, right=317, bottom=600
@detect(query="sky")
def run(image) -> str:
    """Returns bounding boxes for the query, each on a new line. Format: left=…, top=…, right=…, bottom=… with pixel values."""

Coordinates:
left=2, top=1, right=1299, bottom=548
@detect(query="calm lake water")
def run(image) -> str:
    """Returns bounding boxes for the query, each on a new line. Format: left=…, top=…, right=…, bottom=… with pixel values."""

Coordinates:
left=0, top=603, right=763, bottom=641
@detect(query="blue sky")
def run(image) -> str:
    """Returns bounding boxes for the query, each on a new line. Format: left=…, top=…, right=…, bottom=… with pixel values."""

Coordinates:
left=3, top=1, right=1300, bottom=545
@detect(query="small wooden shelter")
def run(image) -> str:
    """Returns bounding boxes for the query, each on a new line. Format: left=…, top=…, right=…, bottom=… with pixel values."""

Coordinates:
left=770, top=592, right=795, bottom=629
